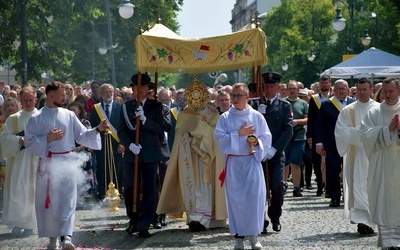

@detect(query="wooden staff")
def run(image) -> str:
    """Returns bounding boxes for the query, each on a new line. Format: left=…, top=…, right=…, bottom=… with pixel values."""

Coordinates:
left=133, top=72, right=142, bottom=212
left=257, top=66, right=271, bottom=206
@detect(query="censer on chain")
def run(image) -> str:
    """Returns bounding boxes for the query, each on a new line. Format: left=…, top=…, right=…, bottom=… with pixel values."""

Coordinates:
left=104, top=129, right=121, bottom=212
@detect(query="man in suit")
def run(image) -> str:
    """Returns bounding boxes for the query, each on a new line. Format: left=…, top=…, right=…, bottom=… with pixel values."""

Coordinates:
left=306, top=75, right=332, bottom=197
left=315, top=79, right=355, bottom=207
left=91, top=83, right=124, bottom=201
left=148, top=85, right=172, bottom=229
left=257, top=72, right=293, bottom=233
left=118, top=74, right=165, bottom=238
left=158, top=88, right=177, bottom=109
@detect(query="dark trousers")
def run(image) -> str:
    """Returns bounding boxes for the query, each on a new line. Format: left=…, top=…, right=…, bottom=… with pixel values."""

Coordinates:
left=266, top=152, right=285, bottom=222
left=303, top=145, right=313, bottom=187
left=311, top=145, right=323, bottom=190
left=124, top=161, right=158, bottom=231
left=325, top=147, right=343, bottom=199
left=96, top=152, right=123, bottom=199
left=153, top=161, right=168, bottom=222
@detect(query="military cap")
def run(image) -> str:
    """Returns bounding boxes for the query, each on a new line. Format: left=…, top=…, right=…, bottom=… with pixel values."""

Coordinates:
left=148, top=82, right=155, bottom=92
left=248, top=82, right=257, bottom=92
left=262, top=72, right=282, bottom=84
left=130, top=73, right=151, bottom=87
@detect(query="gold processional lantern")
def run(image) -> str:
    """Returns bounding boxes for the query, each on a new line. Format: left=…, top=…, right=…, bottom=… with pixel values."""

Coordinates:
left=104, top=130, right=121, bottom=212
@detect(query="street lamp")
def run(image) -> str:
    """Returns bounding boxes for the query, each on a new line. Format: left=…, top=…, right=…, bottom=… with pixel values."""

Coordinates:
left=332, top=1, right=355, bottom=54
left=118, top=0, right=135, bottom=19
left=361, top=29, right=371, bottom=47
left=19, top=0, right=29, bottom=86
left=332, top=7, right=346, bottom=32
left=98, top=39, right=118, bottom=55
left=282, top=61, right=288, bottom=71
left=307, top=50, right=316, bottom=62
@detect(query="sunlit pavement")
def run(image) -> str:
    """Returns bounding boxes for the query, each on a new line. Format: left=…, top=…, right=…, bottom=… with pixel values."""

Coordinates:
left=0, top=183, right=379, bottom=249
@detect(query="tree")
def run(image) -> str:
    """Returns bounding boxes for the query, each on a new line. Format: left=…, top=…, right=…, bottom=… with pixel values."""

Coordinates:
left=0, top=0, right=183, bottom=86
left=262, top=0, right=400, bottom=86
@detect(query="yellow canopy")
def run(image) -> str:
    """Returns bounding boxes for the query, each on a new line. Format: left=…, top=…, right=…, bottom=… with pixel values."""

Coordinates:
left=135, top=24, right=268, bottom=73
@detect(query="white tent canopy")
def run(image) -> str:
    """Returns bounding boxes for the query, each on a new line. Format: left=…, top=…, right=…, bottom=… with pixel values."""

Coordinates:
left=321, top=47, right=400, bottom=79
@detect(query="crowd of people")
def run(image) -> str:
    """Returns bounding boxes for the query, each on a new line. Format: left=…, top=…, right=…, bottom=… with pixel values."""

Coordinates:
left=0, top=72, right=398, bottom=250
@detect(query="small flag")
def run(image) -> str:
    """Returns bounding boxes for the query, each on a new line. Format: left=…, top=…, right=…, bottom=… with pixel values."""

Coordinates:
left=200, top=45, right=210, bottom=51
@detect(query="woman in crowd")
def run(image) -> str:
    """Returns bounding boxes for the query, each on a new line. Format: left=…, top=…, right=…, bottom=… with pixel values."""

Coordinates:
left=67, top=101, right=97, bottom=197
left=65, top=83, right=75, bottom=105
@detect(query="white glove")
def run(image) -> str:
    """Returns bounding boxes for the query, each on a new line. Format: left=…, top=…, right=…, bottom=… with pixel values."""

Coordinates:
left=263, top=147, right=277, bottom=161
left=258, top=104, right=267, bottom=114
left=129, top=143, right=142, bottom=155
left=135, top=106, right=147, bottom=124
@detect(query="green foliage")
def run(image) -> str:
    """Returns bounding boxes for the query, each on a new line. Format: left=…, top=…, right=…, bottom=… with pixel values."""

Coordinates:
left=263, top=0, right=400, bottom=86
left=0, top=0, right=182, bottom=86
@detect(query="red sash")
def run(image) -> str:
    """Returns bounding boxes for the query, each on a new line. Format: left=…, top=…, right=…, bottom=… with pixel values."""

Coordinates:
left=219, top=154, right=251, bottom=187
left=38, top=151, right=72, bottom=209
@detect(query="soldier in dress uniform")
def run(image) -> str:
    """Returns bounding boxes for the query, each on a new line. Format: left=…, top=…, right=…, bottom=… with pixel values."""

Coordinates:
left=256, top=72, right=293, bottom=234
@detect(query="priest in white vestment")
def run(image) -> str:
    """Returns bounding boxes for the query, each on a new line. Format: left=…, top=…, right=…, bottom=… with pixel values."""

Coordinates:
left=157, top=79, right=227, bottom=232
left=334, top=78, right=378, bottom=235
left=0, top=87, right=38, bottom=236
left=359, top=77, right=400, bottom=249
left=25, top=82, right=108, bottom=250
left=215, top=83, right=271, bottom=250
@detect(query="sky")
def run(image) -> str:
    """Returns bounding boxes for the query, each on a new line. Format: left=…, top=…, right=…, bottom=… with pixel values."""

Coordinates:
left=176, top=0, right=236, bottom=38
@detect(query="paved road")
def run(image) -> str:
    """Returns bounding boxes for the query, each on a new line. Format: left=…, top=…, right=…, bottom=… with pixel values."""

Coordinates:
left=0, top=185, right=379, bottom=249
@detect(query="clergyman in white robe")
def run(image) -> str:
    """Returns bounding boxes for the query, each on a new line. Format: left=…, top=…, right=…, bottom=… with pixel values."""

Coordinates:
left=360, top=100, right=400, bottom=249
left=334, top=99, right=379, bottom=230
left=25, top=106, right=101, bottom=238
left=0, top=108, right=38, bottom=233
left=214, top=104, right=271, bottom=236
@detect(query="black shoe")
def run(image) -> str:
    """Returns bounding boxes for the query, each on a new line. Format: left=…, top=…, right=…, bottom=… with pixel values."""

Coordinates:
left=188, top=221, right=206, bottom=232
left=272, top=221, right=281, bottom=232
left=160, top=214, right=167, bottom=226
left=283, top=182, right=288, bottom=195
left=261, top=220, right=269, bottom=234
left=329, top=198, right=340, bottom=207
left=316, top=188, right=323, bottom=197
left=306, top=185, right=313, bottom=190
left=293, top=187, right=303, bottom=197
left=151, top=214, right=162, bottom=229
left=357, top=223, right=374, bottom=234
left=152, top=221, right=162, bottom=229
left=126, top=220, right=138, bottom=235
left=325, top=192, right=331, bottom=198
left=138, top=230, right=152, bottom=238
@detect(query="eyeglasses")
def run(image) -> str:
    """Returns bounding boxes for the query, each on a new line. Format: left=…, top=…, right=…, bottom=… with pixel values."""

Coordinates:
left=177, top=98, right=186, bottom=102
left=231, top=93, right=247, bottom=99
left=334, top=88, right=347, bottom=92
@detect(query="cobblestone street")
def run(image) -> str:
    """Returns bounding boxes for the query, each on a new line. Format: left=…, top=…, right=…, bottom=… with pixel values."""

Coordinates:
left=0, top=185, right=379, bottom=249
